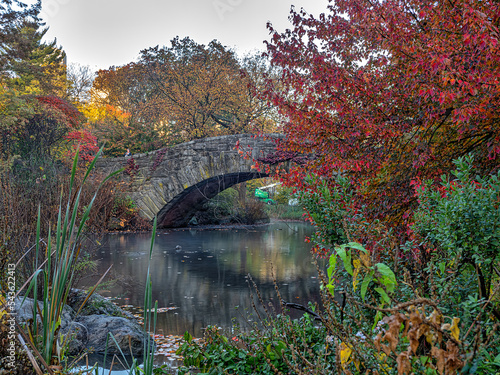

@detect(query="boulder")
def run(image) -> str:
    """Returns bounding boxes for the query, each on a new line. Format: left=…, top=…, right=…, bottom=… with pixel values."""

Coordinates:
left=14, top=294, right=148, bottom=357
left=66, top=289, right=135, bottom=320
left=15, top=296, right=75, bottom=328
left=75, top=315, right=150, bottom=355
left=15, top=296, right=86, bottom=354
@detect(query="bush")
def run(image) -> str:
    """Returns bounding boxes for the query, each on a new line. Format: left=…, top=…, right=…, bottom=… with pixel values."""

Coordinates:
left=177, top=312, right=336, bottom=374
left=274, top=185, right=294, bottom=205
left=264, top=204, right=306, bottom=220
left=414, top=154, right=500, bottom=314
left=192, top=188, right=269, bottom=225
left=237, top=198, right=268, bottom=224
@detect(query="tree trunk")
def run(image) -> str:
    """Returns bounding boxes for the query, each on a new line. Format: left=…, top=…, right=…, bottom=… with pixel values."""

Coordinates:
left=237, top=181, right=246, bottom=207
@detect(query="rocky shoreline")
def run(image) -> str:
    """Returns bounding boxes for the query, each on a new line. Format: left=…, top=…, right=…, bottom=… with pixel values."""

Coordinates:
left=15, top=289, right=150, bottom=357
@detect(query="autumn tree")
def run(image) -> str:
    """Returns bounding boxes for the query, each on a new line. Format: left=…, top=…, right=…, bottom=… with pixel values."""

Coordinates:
left=0, top=0, right=77, bottom=161
left=83, top=63, right=160, bottom=156
left=87, top=38, right=278, bottom=154
left=139, top=37, right=263, bottom=141
left=67, top=63, right=94, bottom=104
left=263, top=0, right=500, bottom=241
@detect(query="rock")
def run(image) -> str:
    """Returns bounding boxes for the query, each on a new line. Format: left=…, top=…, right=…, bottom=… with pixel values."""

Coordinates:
left=15, top=296, right=75, bottom=328
left=15, top=296, right=86, bottom=354
left=15, top=293, right=148, bottom=357
left=60, top=320, right=88, bottom=354
left=66, top=289, right=135, bottom=320
left=75, top=315, right=151, bottom=355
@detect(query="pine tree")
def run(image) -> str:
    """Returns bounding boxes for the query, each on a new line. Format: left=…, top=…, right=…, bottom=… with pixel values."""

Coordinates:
left=1, top=0, right=66, bottom=95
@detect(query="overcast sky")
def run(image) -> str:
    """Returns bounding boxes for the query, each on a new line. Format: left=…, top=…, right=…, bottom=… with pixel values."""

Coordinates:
left=34, top=0, right=328, bottom=71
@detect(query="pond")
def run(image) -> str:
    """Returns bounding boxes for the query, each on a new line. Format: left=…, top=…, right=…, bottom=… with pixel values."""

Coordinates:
left=89, top=221, right=323, bottom=339
left=79, top=220, right=326, bottom=372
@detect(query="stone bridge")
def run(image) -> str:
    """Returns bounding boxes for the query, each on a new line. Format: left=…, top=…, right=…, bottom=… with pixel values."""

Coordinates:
left=95, top=134, right=281, bottom=228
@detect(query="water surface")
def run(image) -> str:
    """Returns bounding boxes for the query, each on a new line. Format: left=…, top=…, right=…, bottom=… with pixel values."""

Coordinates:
left=91, top=221, right=323, bottom=338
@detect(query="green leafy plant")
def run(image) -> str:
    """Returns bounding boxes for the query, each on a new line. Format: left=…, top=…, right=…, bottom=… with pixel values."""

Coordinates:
left=177, top=311, right=336, bottom=375
left=414, top=154, right=500, bottom=317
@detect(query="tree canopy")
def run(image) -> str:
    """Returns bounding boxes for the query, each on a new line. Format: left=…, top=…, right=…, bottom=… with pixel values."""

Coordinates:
left=88, top=37, right=279, bottom=155
left=263, top=0, right=500, bottom=237
left=0, top=0, right=89, bottom=160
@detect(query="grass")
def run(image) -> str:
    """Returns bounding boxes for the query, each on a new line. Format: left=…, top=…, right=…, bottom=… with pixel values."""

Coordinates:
left=264, top=203, right=307, bottom=221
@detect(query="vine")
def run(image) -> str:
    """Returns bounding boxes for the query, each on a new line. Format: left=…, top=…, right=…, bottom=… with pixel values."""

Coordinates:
left=150, top=147, right=167, bottom=173
left=125, top=158, right=139, bottom=177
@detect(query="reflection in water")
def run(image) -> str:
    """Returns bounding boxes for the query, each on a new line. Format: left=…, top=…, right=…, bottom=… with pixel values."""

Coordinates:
left=90, top=221, right=323, bottom=338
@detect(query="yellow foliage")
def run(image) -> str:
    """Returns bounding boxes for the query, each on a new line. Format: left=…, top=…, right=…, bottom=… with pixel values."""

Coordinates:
left=352, top=259, right=361, bottom=291
left=0, top=295, right=8, bottom=319
left=442, top=317, right=460, bottom=342
left=340, top=341, right=353, bottom=370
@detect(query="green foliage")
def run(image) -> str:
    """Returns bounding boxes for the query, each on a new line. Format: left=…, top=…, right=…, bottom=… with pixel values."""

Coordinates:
left=177, top=312, right=336, bottom=375
left=298, top=174, right=351, bottom=250
left=414, top=154, right=500, bottom=305
left=326, top=242, right=396, bottom=307
left=264, top=203, right=305, bottom=221
left=274, top=185, right=294, bottom=205
left=208, top=187, right=239, bottom=217
left=314, top=157, right=499, bottom=374
left=182, top=156, right=497, bottom=375
left=1, top=0, right=66, bottom=96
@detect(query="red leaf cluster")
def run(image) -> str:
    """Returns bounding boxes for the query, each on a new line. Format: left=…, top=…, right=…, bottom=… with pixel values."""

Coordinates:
left=263, top=0, right=500, bottom=239
left=64, top=130, right=99, bottom=162
left=36, top=95, right=83, bottom=128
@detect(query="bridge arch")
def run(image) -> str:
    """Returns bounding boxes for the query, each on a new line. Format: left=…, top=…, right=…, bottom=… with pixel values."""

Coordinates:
left=95, top=134, right=280, bottom=228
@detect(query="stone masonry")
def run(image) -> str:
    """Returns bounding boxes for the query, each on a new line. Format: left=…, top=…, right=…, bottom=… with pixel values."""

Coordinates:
left=94, top=134, right=281, bottom=227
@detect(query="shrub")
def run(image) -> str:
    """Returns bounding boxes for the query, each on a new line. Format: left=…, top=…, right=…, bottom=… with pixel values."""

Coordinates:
left=177, top=312, right=336, bottom=374
left=413, top=154, right=500, bottom=316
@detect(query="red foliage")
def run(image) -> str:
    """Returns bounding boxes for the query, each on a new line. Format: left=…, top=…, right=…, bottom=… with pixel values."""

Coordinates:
left=64, top=130, right=99, bottom=162
left=36, top=96, right=83, bottom=128
left=263, top=0, right=500, bottom=241
left=257, top=149, right=309, bottom=165
left=125, top=158, right=139, bottom=176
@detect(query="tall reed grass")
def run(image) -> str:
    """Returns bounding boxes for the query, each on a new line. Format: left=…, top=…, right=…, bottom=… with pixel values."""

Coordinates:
left=19, top=147, right=122, bottom=372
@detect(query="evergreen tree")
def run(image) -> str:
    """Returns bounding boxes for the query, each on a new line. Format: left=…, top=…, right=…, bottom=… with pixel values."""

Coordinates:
left=1, top=0, right=66, bottom=96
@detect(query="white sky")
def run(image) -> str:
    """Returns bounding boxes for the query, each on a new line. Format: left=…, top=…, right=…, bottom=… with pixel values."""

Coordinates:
left=35, top=0, right=329, bottom=71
